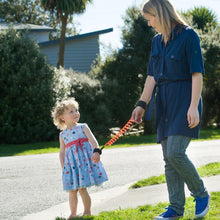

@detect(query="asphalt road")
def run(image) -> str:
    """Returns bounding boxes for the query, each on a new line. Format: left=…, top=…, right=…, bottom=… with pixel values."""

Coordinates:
left=0, top=140, right=220, bottom=220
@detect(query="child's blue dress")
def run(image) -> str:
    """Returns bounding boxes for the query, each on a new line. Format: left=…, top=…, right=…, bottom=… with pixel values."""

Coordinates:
left=60, top=123, right=108, bottom=191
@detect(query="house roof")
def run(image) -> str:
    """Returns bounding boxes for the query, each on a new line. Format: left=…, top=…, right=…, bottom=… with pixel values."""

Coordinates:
left=39, top=28, right=113, bottom=47
left=0, top=22, right=54, bottom=32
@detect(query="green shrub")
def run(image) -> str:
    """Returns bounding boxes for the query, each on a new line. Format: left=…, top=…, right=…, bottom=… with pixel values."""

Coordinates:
left=53, top=68, right=112, bottom=137
left=0, top=29, right=56, bottom=143
left=199, top=27, right=220, bottom=128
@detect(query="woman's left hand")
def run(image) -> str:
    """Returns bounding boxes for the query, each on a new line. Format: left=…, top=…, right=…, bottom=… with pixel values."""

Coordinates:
left=187, top=106, right=200, bottom=129
left=92, top=152, right=100, bottom=163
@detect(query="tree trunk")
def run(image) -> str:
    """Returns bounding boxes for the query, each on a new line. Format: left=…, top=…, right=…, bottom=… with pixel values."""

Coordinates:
left=57, top=13, right=68, bottom=68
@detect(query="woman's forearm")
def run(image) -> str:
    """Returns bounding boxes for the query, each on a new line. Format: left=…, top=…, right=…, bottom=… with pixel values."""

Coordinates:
left=140, top=75, right=156, bottom=104
left=190, top=72, right=203, bottom=108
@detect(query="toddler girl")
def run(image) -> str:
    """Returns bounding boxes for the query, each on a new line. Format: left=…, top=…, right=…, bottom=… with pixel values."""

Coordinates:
left=51, top=97, right=108, bottom=218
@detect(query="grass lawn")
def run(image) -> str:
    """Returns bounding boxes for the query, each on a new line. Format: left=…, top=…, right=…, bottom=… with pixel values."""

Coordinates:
left=0, top=128, right=219, bottom=157
left=55, top=191, right=220, bottom=220
left=130, top=162, right=220, bottom=189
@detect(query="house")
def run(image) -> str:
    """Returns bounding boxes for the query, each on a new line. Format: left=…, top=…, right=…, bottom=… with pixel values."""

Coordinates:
left=0, top=23, right=113, bottom=73
left=39, top=28, right=113, bottom=73
left=0, top=23, right=54, bottom=43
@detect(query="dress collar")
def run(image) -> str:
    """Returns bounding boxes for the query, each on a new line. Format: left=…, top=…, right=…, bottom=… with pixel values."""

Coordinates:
left=170, top=24, right=185, bottom=40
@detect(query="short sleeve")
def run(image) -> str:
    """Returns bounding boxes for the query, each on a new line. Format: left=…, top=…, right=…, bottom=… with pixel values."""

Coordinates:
left=60, top=130, right=65, bottom=142
left=147, top=39, right=155, bottom=76
left=80, top=123, right=88, bottom=132
left=60, top=131, right=64, bottom=137
left=81, top=123, right=87, bottom=128
left=147, top=54, right=154, bottom=76
left=185, top=29, right=205, bottom=74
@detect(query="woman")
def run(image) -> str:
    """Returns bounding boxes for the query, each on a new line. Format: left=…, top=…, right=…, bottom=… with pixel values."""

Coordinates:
left=132, top=0, right=210, bottom=219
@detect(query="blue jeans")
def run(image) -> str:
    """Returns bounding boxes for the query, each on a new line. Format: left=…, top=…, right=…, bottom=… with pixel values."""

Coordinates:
left=161, top=135, right=208, bottom=215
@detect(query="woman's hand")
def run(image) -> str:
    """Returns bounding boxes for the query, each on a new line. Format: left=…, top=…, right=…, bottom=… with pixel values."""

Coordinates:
left=132, top=76, right=156, bottom=124
left=132, top=106, right=145, bottom=124
left=187, top=106, right=200, bottom=128
left=92, top=152, right=100, bottom=163
left=188, top=72, right=203, bottom=129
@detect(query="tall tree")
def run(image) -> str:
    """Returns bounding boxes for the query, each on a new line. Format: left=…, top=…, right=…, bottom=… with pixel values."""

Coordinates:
left=41, top=0, right=92, bottom=68
left=181, top=6, right=218, bottom=30
left=0, top=0, right=49, bottom=25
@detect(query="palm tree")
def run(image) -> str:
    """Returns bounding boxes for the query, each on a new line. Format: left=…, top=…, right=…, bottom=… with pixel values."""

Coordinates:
left=41, top=0, right=92, bottom=68
left=182, top=6, right=218, bottom=30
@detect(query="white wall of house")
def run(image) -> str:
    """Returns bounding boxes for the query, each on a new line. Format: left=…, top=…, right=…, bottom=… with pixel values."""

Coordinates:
left=40, top=35, right=99, bottom=73
left=0, top=23, right=53, bottom=44
left=28, top=32, right=51, bottom=43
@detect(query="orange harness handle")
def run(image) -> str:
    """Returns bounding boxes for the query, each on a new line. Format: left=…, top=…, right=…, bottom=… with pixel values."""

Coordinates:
left=100, top=118, right=135, bottom=150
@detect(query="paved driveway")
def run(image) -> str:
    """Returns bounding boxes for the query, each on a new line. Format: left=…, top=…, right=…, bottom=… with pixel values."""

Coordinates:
left=0, top=140, right=219, bottom=220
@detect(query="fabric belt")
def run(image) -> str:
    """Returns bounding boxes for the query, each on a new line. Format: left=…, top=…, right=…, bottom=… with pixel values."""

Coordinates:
left=145, top=78, right=191, bottom=121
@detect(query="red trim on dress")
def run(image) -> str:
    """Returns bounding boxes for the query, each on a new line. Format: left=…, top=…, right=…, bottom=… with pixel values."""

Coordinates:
left=65, top=138, right=89, bottom=152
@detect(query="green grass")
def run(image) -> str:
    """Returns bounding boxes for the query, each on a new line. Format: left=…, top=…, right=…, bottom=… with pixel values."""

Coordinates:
left=198, top=128, right=220, bottom=140
left=55, top=191, right=220, bottom=220
left=0, top=141, right=59, bottom=157
left=130, top=174, right=166, bottom=188
left=130, top=162, right=220, bottom=189
left=0, top=128, right=219, bottom=157
left=197, top=162, right=220, bottom=177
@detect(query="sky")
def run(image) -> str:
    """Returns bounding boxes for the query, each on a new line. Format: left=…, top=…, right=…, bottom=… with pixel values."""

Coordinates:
left=74, top=0, right=220, bottom=56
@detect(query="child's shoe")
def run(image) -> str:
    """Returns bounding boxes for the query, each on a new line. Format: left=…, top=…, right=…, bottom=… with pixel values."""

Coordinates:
left=194, top=194, right=211, bottom=218
left=154, top=207, right=183, bottom=220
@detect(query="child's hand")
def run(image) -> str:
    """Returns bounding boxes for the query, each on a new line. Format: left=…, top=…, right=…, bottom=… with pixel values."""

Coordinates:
left=92, top=152, right=100, bottom=163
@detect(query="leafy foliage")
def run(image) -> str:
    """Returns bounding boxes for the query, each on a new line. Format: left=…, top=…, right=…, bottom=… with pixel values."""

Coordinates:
left=52, top=67, right=112, bottom=136
left=181, top=6, right=218, bottom=30
left=0, top=0, right=49, bottom=25
left=90, top=6, right=155, bottom=131
left=199, top=27, right=220, bottom=127
left=0, top=29, right=56, bottom=143
left=41, top=0, right=92, bottom=16
left=67, top=69, right=112, bottom=136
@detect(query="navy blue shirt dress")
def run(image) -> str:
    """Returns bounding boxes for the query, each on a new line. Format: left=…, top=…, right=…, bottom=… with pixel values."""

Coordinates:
left=147, top=25, right=205, bottom=143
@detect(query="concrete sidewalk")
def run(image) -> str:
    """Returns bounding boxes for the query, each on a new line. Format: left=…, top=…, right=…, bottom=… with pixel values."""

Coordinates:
left=21, top=175, right=220, bottom=220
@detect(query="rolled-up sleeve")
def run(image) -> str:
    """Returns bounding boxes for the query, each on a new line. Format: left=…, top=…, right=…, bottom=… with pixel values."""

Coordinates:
left=185, top=29, right=205, bottom=75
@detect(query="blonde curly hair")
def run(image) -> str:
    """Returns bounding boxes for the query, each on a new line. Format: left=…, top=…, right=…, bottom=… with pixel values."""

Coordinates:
left=51, top=97, right=79, bottom=130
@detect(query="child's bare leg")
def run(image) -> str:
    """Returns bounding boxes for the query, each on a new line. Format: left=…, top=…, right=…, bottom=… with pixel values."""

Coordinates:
left=78, top=188, right=91, bottom=216
left=68, top=190, right=78, bottom=218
